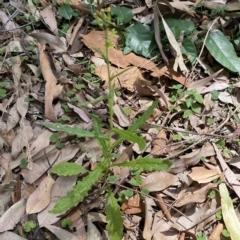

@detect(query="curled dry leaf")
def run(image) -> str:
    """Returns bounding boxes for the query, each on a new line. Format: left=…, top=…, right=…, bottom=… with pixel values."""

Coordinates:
left=31, top=32, right=67, bottom=53
left=188, top=166, right=220, bottom=183
left=113, top=104, right=130, bottom=127
left=39, top=44, right=63, bottom=122
left=26, top=175, right=55, bottom=214
left=141, top=171, right=178, bottom=192
left=121, top=194, right=144, bottom=214
left=174, top=182, right=218, bottom=207
left=151, top=129, right=168, bottom=157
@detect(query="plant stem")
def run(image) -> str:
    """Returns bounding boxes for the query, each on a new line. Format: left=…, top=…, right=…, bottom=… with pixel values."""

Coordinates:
left=104, top=28, right=114, bottom=151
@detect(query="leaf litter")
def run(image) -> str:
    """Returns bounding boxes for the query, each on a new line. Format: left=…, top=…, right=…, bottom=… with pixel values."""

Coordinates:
left=1, top=0, right=240, bottom=239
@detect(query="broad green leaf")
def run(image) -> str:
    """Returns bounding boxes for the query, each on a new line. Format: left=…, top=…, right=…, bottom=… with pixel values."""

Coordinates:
left=219, top=183, right=240, bottom=240
left=111, top=6, right=133, bottom=26
left=181, top=39, right=197, bottom=65
left=123, top=24, right=158, bottom=58
left=191, top=102, right=201, bottom=114
left=195, top=93, right=203, bottom=104
left=206, top=31, right=240, bottom=73
left=51, top=163, right=86, bottom=176
left=58, top=4, right=73, bottom=20
left=183, top=109, right=192, bottom=118
left=106, top=192, right=123, bottom=240
left=112, top=100, right=158, bottom=148
left=112, top=128, right=146, bottom=151
left=41, top=122, right=108, bottom=139
left=160, top=19, right=194, bottom=36
left=113, top=157, right=172, bottom=172
left=49, top=161, right=106, bottom=213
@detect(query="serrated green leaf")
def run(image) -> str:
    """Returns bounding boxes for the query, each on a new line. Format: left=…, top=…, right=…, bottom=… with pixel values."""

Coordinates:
left=129, top=100, right=158, bottom=132
left=106, top=192, right=123, bottom=240
left=123, top=24, right=158, bottom=58
left=112, top=128, right=146, bottom=151
left=41, top=122, right=108, bottom=139
left=112, top=100, right=158, bottom=148
left=51, top=163, right=86, bottom=176
left=58, top=4, right=73, bottom=20
left=113, top=157, right=172, bottom=172
left=206, top=31, right=240, bottom=73
left=111, top=6, right=133, bottom=26
left=49, top=161, right=106, bottom=214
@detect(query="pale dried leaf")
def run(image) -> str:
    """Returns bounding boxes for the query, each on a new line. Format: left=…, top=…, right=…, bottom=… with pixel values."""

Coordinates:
left=40, top=5, right=58, bottom=35
left=26, top=175, right=55, bottom=214
left=7, top=103, right=20, bottom=131
left=188, top=166, right=220, bottom=183
left=31, top=32, right=67, bottom=53
left=11, top=126, right=33, bottom=159
left=113, top=104, right=130, bottom=127
left=0, top=199, right=26, bottom=232
left=39, top=44, right=63, bottom=121
left=44, top=224, right=79, bottom=240
left=201, top=82, right=229, bottom=94
left=143, top=197, right=153, bottom=240
left=141, top=172, right=178, bottom=192
left=0, top=231, right=27, bottom=240
left=38, top=175, right=78, bottom=226
left=87, top=219, right=103, bottom=240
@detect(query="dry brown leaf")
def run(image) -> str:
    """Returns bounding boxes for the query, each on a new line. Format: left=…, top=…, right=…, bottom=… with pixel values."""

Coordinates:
left=143, top=197, right=154, bottom=240
left=40, top=5, right=58, bottom=35
left=174, top=182, right=218, bottom=207
left=121, top=194, right=144, bottom=214
left=26, top=174, right=55, bottom=214
left=209, top=223, right=223, bottom=240
left=213, top=143, right=240, bottom=198
left=31, top=32, right=67, bottom=53
left=188, top=166, right=220, bottom=183
left=113, top=104, right=130, bottom=127
left=110, top=145, right=132, bottom=180
left=151, top=129, right=168, bottom=157
left=0, top=199, right=26, bottom=232
left=38, top=175, right=78, bottom=226
left=82, top=31, right=164, bottom=75
left=95, top=65, right=140, bottom=92
left=141, top=171, right=178, bottom=192
left=69, top=210, right=87, bottom=239
left=39, top=44, right=63, bottom=122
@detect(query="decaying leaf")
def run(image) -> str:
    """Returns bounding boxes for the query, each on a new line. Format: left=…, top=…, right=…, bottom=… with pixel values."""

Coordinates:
left=188, top=166, right=220, bottom=183
left=151, top=129, right=168, bottom=157
left=39, top=44, right=63, bottom=122
left=26, top=174, right=55, bottom=214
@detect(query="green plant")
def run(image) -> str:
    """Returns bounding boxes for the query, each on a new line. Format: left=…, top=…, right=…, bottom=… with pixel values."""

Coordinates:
left=216, top=209, right=222, bottom=220
left=0, top=82, right=7, bottom=98
left=40, top=10, right=172, bottom=240
left=23, top=220, right=36, bottom=232
left=196, top=232, right=207, bottom=240
left=169, top=85, right=203, bottom=118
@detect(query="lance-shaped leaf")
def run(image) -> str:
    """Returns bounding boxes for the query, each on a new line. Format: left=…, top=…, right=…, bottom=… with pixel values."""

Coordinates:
left=51, top=163, right=87, bottom=176
left=49, top=161, right=106, bottom=214
left=106, top=192, right=123, bottom=240
left=219, top=183, right=240, bottom=240
left=112, top=128, right=146, bottom=151
left=112, top=157, right=172, bottom=172
left=41, top=122, right=108, bottom=139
